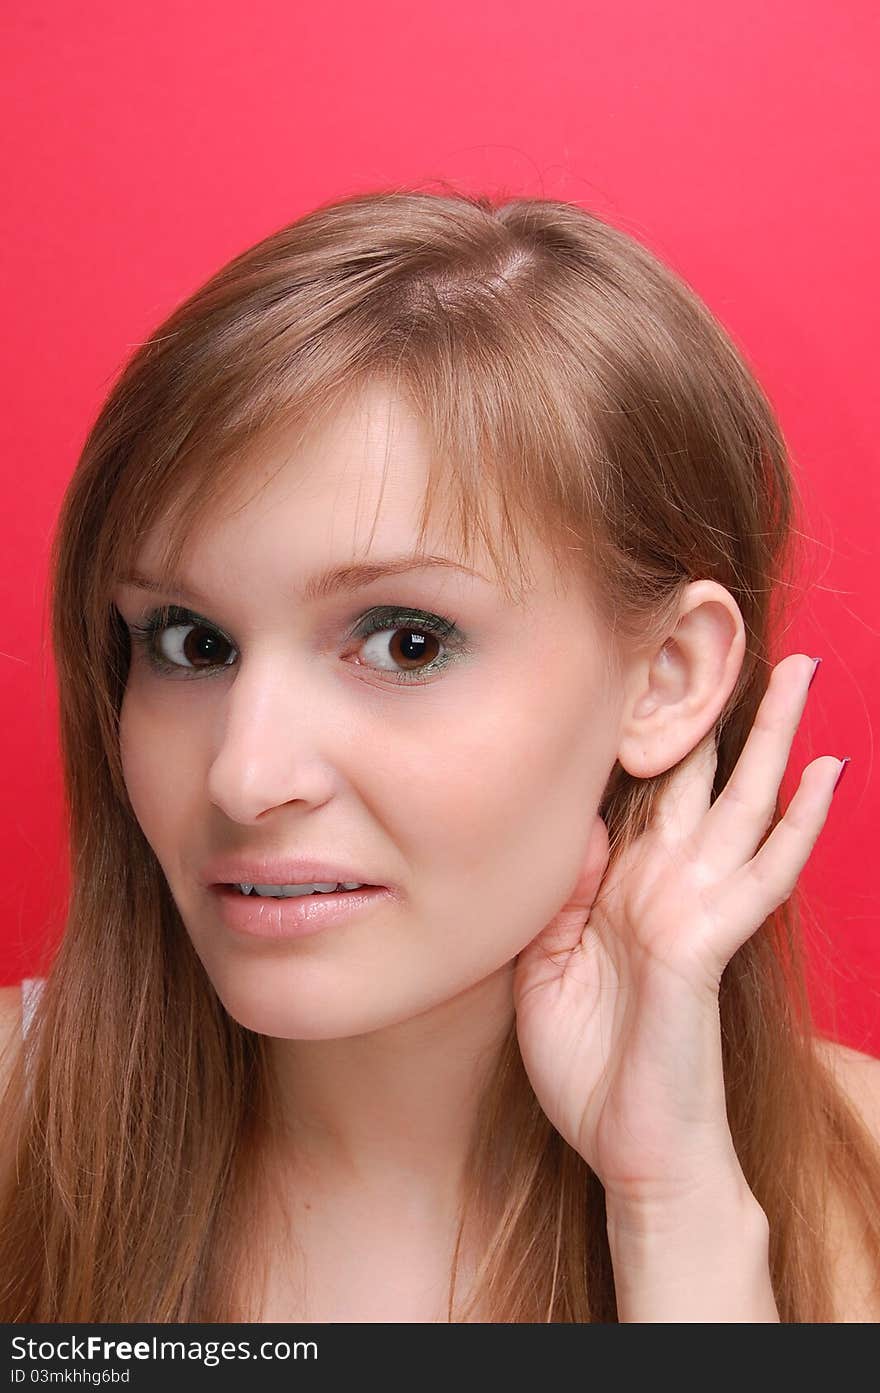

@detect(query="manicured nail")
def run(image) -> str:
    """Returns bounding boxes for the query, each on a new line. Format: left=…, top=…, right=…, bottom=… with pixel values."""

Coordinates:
left=833, top=757, right=851, bottom=793
left=808, top=657, right=823, bottom=690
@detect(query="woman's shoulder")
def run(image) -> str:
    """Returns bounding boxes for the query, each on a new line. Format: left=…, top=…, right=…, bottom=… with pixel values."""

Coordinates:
left=812, top=1035, right=880, bottom=1321
left=0, top=982, right=24, bottom=1085
left=0, top=982, right=23, bottom=1040
left=814, top=1035, right=880, bottom=1130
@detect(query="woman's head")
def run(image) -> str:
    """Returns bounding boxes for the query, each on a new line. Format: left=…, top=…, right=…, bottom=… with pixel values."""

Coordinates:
left=16, top=186, right=853, bottom=1324
left=57, top=188, right=790, bottom=1038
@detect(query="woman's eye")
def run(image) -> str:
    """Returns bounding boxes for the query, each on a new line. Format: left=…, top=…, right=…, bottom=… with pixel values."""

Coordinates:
left=124, top=604, right=466, bottom=686
left=354, top=622, right=449, bottom=679
left=133, top=619, right=236, bottom=675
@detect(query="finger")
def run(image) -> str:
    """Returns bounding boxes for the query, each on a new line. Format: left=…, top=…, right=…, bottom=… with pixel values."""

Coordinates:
left=696, top=752, right=843, bottom=968
left=694, top=653, right=818, bottom=877
left=650, top=726, right=719, bottom=844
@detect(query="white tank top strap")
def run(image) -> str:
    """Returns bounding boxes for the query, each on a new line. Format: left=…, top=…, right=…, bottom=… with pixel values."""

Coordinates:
left=21, top=976, right=46, bottom=1041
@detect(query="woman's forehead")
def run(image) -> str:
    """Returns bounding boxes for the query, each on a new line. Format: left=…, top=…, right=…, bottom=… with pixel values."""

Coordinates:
left=123, top=381, right=591, bottom=611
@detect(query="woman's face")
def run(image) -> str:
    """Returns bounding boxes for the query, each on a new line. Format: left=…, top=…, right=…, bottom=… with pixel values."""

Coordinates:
left=114, top=384, right=623, bottom=1039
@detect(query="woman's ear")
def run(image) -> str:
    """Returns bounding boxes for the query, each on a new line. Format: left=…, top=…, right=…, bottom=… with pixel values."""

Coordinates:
left=615, top=580, right=746, bottom=780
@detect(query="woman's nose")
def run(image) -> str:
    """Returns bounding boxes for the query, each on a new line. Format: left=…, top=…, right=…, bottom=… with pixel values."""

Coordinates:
left=205, top=663, right=343, bottom=822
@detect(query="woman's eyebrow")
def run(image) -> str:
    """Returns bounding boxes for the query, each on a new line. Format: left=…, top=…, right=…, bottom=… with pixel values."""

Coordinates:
left=118, top=554, right=492, bottom=605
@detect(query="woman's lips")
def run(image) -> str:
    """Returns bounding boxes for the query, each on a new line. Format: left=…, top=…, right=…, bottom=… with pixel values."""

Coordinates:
left=210, top=882, right=394, bottom=940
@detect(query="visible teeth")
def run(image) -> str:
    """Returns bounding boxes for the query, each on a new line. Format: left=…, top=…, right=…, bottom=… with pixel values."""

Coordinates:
left=235, top=881, right=365, bottom=897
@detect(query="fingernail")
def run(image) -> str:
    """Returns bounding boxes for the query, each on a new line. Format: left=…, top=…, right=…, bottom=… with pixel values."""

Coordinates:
left=808, top=657, right=823, bottom=690
left=833, top=757, right=851, bottom=793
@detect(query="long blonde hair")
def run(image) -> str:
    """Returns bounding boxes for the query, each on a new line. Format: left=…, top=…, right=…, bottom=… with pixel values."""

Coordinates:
left=2, top=186, right=878, bottom=1321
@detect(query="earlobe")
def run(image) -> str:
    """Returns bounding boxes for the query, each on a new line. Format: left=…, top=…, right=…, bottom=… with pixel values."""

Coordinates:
left=616, top=700, right=727, bottom=783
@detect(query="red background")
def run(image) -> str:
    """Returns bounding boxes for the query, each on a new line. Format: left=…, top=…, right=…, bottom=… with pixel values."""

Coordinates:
left=2, top=2, right=877, bottom=1053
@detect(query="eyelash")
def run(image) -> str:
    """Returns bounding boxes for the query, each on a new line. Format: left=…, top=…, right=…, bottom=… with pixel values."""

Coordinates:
left=124, top=603, right=467, bottom=686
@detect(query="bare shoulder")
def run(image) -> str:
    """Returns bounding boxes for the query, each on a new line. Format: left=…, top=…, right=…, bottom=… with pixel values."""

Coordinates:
left=814, top=1036, right=880, bottom=1130
left=0, top=982, right=24, bottom=1091
left=813, top=1035, right=880, bottom=1321
left=0, top=983, right=23, bottom=1050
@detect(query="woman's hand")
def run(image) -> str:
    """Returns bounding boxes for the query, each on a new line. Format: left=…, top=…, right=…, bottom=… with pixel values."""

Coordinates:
left=512, top=653, right=845, bottom=1212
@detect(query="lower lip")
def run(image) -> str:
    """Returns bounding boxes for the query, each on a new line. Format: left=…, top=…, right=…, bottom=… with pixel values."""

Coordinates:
left=210, top=884, right=394, bottom=940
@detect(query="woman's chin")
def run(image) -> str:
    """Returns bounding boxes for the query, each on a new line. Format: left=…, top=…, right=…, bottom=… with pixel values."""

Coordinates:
left=209, top=983, right=412, bottom=1040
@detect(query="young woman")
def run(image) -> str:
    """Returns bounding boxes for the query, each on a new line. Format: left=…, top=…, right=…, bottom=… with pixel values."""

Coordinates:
left=1, top=188, right=878, bottom=1323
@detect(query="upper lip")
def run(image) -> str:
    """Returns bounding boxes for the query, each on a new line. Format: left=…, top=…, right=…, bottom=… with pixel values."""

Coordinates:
left=201, top=854, right=389, bottom=889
